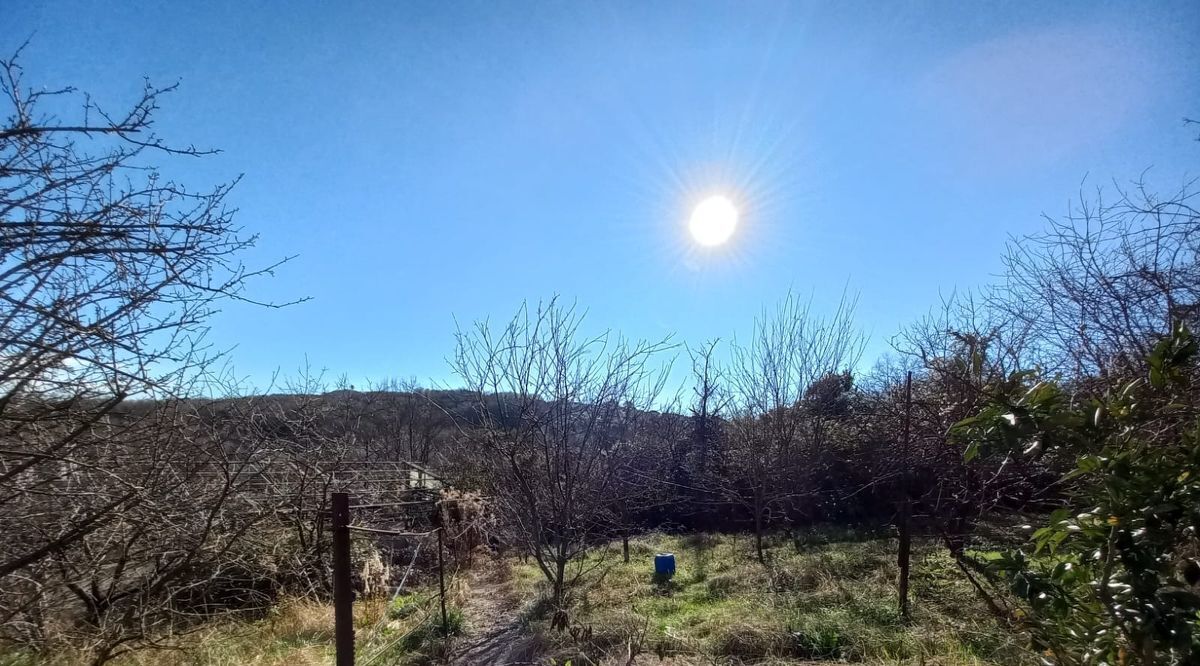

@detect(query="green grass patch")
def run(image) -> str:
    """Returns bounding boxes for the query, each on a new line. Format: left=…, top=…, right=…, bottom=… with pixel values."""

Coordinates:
left=512, top=531, right=1035, bottom=665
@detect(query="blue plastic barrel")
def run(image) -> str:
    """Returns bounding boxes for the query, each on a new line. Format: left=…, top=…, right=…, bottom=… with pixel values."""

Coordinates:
left=654, top=552, right=676, bottom=577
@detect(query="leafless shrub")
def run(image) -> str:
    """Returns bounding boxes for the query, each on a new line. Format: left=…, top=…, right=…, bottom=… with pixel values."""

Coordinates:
left=0, top=47, right=306, bottom=663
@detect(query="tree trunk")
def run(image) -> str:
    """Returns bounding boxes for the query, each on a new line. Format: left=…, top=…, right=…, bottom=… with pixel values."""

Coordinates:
left=622, top=535, right=630, bottom=563
left=89, top=644, right=114, bottom=666
left=754, top=508, right=765, bottom=565
left=551, top=558, right=569, bottom=630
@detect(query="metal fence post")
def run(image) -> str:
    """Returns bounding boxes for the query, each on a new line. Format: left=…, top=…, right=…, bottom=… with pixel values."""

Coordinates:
left=332, top=492, right=354, bottom=666
left=897, top=371, right=913, bottom=619
left=437, top=526, right=448, bottom=635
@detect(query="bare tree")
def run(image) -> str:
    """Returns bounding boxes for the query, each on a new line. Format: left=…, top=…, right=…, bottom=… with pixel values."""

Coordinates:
left=375, top=377, right=443, bottom=464
left=451, top=298, right=671, bottom=628
left=687, top=339, right=729, bottom=482
left=724, top=291, right=864, bottom=563
left=0, top=48, right=299, bottom=662
left=996, top=176, right=1200, bottom=381
left=887, top=292, right=1061, bottom=614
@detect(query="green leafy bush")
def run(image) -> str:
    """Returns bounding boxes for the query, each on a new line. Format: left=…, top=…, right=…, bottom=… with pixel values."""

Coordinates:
left=957, top=324, right=1200, bottom=665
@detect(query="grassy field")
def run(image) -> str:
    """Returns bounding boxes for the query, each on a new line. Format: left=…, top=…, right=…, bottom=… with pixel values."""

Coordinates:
left=4, top=530, right=1034, bottom=665
left=510, top=531, right=1034, bottom=665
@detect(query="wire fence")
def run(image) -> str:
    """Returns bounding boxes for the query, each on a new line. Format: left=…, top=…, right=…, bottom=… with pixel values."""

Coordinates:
left=325, top=459, right=486, bottom=666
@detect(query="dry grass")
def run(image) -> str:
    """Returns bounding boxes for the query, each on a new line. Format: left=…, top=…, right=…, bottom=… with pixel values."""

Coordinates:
left=1, top=597, right=404, bottom=666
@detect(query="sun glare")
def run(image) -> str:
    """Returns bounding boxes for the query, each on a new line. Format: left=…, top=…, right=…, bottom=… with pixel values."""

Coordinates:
left=689, top=195, right=738, bottom=246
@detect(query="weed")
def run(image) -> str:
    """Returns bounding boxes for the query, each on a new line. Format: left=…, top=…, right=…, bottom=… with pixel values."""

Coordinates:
left=386, top=592, right=428, bottom=620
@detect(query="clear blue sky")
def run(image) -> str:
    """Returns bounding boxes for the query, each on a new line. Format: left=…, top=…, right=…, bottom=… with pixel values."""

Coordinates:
left=8, top=1, right=1199, bottom=391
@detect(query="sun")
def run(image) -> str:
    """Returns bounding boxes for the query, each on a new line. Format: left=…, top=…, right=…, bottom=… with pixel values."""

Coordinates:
left=689, top=195, right=738, bottom=246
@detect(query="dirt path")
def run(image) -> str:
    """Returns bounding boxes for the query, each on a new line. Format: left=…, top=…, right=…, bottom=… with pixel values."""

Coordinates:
left=447, top=557, right=540, bottom=666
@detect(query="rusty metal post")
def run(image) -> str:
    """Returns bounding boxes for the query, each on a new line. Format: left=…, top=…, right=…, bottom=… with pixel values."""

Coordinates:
left=897, top=371, right=913, bottom=619
left=436, top=526, right=449, bottom=635
left=332, top=492, right=354, bottom=665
